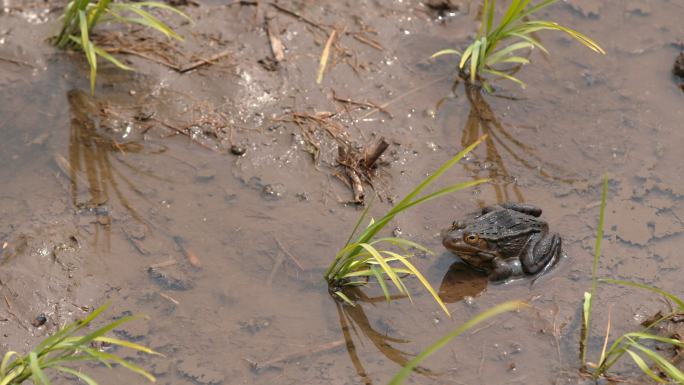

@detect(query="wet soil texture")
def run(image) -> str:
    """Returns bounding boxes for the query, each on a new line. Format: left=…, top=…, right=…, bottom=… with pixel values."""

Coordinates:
left=1, top=1, right=683, bottom=384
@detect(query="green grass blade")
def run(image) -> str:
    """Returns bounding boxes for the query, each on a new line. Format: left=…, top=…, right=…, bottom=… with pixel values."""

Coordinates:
left=358, top=244, right=404, bottom=294
left=469, top=39, right=481, bottom=83
left=92, top=46, right=133, bottom=70
left=85, top=351, right=156, bottom=382
left=478, top=0, right=489, bottom=37
left=485, top=0, right=496, bottom=35
left=508, top=32, right=549, bottom=54
left=334, top=291, right=356, bottom=306
left=493, top=56, right=529, bottom=65
left=580, top=291, right=591, bottom=366
left=624, top=332, right=684, bottom=348
left=116, top=5, right=182, bottom=40
left=482, top=69, right=526, bottom=88
left=88, top=0, right=112, bottom=30
left=1, top=352, right=19, bottom=376
left=94, top=337, right=161, bottom=355
left=625, top=350, right=668, bottom=383
left=383, top=251, right=450, bottom=316
left=78, top=10, right=97, bottom=94
left=129, top=1, right=191, bottom=21
left=76, top=315, right=137, bottom=346
left=400, top=180, right=490, bottom=216
left=599, top=279, right=684, bottom=309
left=484, top=41, right=534, bottom=66
left=370, top=237, right=433, bottom=254
left=431, top=49, right=462, bottom=59
left=54, top=366, right=99, bottom=385
left=370, top=265, right=391, bottom=303
left=630, top=343, right=684, bottom=382
left=388, top=301, right=527, bottom=385
left=29, top=352, right=50, bottom=385
left=459, top=43, right=475, bottom=70
left=344, top=201, right=372, bottom=247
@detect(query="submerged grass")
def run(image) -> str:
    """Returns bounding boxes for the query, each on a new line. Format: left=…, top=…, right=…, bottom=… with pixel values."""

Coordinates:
left=433, top=0, right=605, bottom=91
left=53, top=0, right=189, bottom=94
left=0, top=303, right=158, bottom=385
left=581, top=174, right=684, bottom=382
left=324, top=136, right=489, bottom=316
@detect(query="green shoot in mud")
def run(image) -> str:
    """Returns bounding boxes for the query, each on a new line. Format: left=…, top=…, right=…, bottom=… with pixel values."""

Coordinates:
left=388, top=300, right=527, bottom=385
left=53, top=0, right=190, bottom=94
left=324, top=136, right=489, bottom=316
left=432, top=0, right=605, bottom=91
left=0, top=303, right=158, bottom=385
left=581, top=175, right=684, bottom=382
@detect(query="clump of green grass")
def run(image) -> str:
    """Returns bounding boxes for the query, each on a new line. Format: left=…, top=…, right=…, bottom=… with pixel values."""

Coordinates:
left=1, top=303, right=158, bottom=385
left=53, top=0, right=190, bottom=94
left=324, top=136, right=489, bottom=316
left=388, top=300, right=528, bottom=385
left=581, top=175, right=684, bottom=382
left=433, top=0, right=605, bottom=91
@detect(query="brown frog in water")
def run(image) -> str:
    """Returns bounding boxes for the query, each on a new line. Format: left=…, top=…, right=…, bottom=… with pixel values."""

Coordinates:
left=442, top=203, right=562, bottom=281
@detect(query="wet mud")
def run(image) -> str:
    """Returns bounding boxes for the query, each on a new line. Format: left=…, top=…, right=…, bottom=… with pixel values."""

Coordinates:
left=1, top=1, right=684, bottom=384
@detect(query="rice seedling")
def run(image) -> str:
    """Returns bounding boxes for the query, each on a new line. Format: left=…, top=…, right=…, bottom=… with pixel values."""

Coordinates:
left=432, top=0, right=605, bottom=91
left=0, top=303, right=158, bottom=385
left=324, top=136, right=489, bottom=316
left=52, top=0, right=190, bottom=94
left=580, top=175, right=684, bottom=382
left=388, top=300, right=528, bottom=385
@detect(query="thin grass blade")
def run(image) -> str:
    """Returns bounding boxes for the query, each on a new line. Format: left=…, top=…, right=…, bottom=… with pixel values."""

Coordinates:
left=316, top=29, right=336, bottom=85
left=482, top=69, right=526, bottom=87
left=130, top=1, right=191, bottom=21
left=599, top=279, right=684, bottom=309
left=484, top=41, right=534, bottom=66
left=431, top=49, right=461, bottom=58
left=92, top=46, right=133, bottom=70
left=94, top=336, right=161, bottom=355
left=54, top=366, right=99, bottom=385
left=1, top=352, right=19, bottom=377
left=370, top=265, right=391, bottom=303
left=358, top=243, right=404, bottom=294
left=630, top=343, right=684, bottom=382
left=388, top=301, right=527, bottom=385
left=625, top=350, right=667, bottom=383
left=383, top=251, right=450, bottom=316
left=334, top=291, right=356, bottom=306
left=29, top=352, right=50, bottom=385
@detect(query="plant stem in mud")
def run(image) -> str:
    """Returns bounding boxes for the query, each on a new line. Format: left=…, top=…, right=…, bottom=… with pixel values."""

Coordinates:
left=580, top=173, right=608, bottom=369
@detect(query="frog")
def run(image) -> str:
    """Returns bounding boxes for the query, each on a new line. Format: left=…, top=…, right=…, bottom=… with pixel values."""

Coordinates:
left=442, top=202, right=562, bottom=281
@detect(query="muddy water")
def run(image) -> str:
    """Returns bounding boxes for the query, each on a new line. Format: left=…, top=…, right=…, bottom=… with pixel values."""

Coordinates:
left=1, top=1, right=683, bottom=384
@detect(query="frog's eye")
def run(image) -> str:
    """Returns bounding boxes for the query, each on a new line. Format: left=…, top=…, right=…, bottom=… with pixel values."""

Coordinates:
left=464, top=233, right=479, bottom=245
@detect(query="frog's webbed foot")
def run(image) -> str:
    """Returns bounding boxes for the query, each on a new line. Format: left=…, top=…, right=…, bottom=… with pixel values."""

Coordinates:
left=521, top=232, right=562, bottom=274
left=502, top=202, right=542, bottom=217
left=481, top=202, right=542, bottom=217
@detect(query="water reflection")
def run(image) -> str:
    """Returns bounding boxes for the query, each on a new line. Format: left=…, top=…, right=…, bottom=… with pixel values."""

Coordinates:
left=440, top=81, right=577, bottom=202
left=334, top=288, right=434, bottom=384
left=61, top=89, right=152, bottom=248
left=438, top=261, right=488, bottom=303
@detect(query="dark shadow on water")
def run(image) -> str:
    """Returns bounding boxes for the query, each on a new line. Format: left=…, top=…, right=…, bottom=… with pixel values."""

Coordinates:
left=438, top=81, right=579, bottom=203
left=438, top=261, right=488, bottom=303
left=333, top=288, right=435, bottom=384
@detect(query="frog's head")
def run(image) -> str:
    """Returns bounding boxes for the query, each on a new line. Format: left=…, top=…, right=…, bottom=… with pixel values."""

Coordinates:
left=442, top=221, right=492, bottom=255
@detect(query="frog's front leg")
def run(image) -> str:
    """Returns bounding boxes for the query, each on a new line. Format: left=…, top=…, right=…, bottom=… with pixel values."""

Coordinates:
left=520, top=232, right=562, bottom=274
